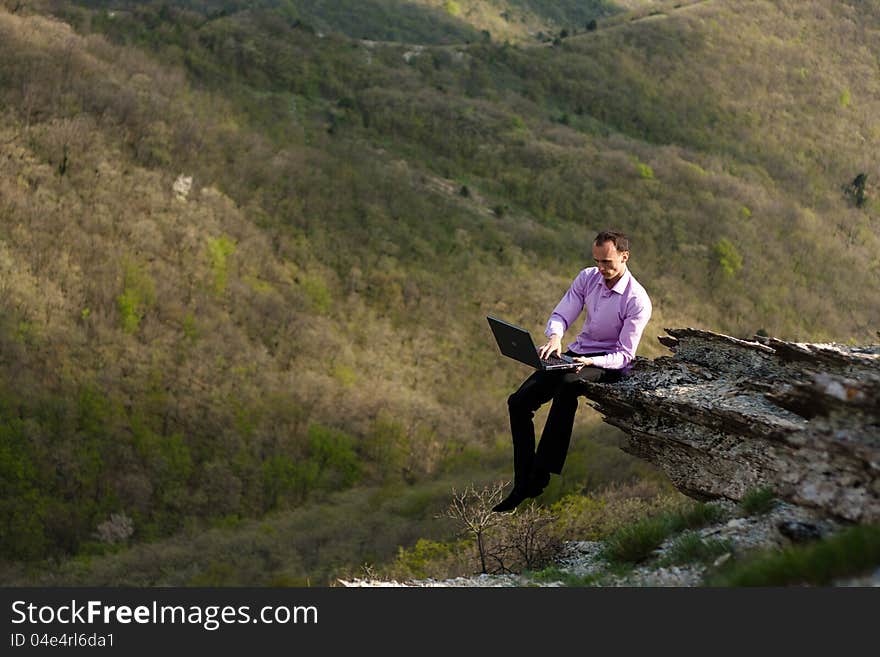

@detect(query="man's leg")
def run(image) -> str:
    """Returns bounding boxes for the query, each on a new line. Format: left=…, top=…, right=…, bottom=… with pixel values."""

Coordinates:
left=494, top=370, right=564, bottom=512
left=532, top=361, right=624, bottom=488
left=533, top=366, right=605, bottom=479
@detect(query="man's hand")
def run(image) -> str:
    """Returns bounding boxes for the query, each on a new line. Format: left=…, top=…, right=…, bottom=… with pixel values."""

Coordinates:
left=571, top=356, right=594, bottom=371
left=539, top=334, right=563, bottom=360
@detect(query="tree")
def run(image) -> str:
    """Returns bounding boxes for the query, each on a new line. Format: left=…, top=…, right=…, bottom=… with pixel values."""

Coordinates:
left=444, top=483, right=504, bottom=574
left=712, top=238, right=743, bottom=277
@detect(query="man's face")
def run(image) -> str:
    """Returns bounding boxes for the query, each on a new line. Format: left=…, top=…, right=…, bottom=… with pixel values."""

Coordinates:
left=592, top=240, right=629, bottom=283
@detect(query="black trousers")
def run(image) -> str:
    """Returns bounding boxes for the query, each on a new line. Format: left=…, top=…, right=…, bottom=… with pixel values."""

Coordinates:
left=507, top=351, right=622, bottom=485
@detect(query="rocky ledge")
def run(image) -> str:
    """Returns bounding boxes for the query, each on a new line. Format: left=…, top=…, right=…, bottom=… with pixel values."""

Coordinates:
left=581, top=328, right=880, bottom=523
left=340, top=329, right=879, bottom=587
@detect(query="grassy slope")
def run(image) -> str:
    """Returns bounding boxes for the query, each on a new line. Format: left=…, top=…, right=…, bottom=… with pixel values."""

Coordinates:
left=175, top=0, right=627, bottom=43
left=66, top=0, right=629, bottom=43
left=0, top=0, right=878, bottom=582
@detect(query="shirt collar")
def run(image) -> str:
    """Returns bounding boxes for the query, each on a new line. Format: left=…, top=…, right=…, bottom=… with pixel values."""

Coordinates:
left=609, top=267, right=631, bottom=295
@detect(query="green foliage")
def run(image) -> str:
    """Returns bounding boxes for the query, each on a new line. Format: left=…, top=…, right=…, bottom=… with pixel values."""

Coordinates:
left=0, top=415, right=50, bottom=559
left=444, top=1, right=461, bottom=17
left=362, top=413, right=410, bottom=481
left=138, top=121, right=174, bottom=167
left=187, top=560, right=239, bottom=586
left=676, top=501, right=727, bottom=528
left=636, top=160, right=655, bottom=180
left=13, top=320, right=40, bottom=346
left=549, top=480, right=684, bottom=541
left=262, top=455, right=318, bottom=509
left=660, top=530, right=732, bottom=566
left=0, top=384, right=131, bottom=559
left=330, top=363, right=357, bottom=387
left=712, top=238, right=743, bottom=277
left=739, top=486, right=778, bottom=516
left=182, top=312, right=199, bottom=341
left=601, top=514, right=674, bottom=564
left=601, top=501, right=727, bottom=564
left=391, top=538, right=467, bottom=579
left=557, top=433, right=666, bottom=499
left=207, top=235, right=236, bottom=296
left=527, top=565, right=603, bottom=587
left=308, top=423, right=361, bottom=489
left=117, top=258, right=156, bottom=334
left=131, top=420, right=193, bottom=519
left=299, top=271, right=332, bottom=314
left=230, top=0, right=483, bottom=45
left=707, top=524, right=880, bottom=586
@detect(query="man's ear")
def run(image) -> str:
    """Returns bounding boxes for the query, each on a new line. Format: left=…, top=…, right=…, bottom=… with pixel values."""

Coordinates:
left=621, top=250, right=630, bottom=262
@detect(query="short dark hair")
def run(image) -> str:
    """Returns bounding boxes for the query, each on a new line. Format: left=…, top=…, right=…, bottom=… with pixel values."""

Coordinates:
left=594, top=230, right=630, bottom=252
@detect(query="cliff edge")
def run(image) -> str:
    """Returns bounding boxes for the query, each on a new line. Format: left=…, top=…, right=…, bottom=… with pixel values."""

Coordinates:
left=581, top=328, right=880, bottom=522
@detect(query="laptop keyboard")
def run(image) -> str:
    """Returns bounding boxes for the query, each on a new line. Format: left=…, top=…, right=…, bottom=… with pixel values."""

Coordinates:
left=542, top=355, right=573, bottom=366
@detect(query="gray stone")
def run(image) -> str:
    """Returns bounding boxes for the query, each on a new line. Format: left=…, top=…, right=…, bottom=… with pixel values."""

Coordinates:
left=581, top=328, right=880, bottom=523
left=777, top=521, right=823, bottom=543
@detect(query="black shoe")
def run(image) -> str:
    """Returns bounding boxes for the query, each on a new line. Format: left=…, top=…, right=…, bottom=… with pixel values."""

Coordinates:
left=492, top=488, right=528, bottom=513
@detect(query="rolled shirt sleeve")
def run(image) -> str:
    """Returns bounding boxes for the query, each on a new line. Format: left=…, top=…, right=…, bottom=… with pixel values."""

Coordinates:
left=545, top=271, right=588, bottom=338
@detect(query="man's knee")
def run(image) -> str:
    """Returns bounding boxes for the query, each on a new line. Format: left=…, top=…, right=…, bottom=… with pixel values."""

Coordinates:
left=508, top=391, right=528, bottom=413
left=508, top=387, right=543, bottom=415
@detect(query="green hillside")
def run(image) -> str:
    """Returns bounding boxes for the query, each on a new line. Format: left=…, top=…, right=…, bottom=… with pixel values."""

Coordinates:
left=0, top=0, right=878, bottom=584
left=67, top=0, right=629, bottom=43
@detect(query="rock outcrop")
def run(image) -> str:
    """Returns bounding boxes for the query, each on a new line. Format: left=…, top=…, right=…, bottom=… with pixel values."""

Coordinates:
left=581, top=328, right=880, bottom=522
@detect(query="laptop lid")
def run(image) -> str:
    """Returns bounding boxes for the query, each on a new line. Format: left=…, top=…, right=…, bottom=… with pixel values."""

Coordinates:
left=487, top=316, right=578, bottom=370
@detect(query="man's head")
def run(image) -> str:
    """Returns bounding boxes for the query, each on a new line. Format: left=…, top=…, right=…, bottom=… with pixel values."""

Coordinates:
left=592, top=230, right=630, bottom=285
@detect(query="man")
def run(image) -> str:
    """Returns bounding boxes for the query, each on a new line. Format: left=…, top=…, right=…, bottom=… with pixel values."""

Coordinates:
left=493, top=230, right=652, bottom=513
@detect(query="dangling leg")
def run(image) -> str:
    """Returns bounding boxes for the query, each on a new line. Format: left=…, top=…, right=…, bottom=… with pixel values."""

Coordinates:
left=493, top=370, right=562, bottom=512
left=534, top=389, right=579, bottom=476
left=532, top=366, right=606, bottom=493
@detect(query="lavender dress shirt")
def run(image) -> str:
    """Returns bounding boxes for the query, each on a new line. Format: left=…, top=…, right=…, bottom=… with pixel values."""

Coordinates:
left=544, top=267, right=652, bottom=371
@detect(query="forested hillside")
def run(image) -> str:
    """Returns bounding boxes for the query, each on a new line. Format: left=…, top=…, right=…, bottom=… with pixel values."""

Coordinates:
left=1, top=0, right=878, bottom=584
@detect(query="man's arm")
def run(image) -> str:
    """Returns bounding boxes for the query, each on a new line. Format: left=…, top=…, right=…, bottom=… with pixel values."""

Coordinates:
left=587, top=297, right=652, bottom=370
left=540, top=270, right=587, bottom=358
left=544, top=271, right=588, bottom=337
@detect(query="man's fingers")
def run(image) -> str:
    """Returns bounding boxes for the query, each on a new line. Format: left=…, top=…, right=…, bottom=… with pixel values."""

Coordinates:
left=539, top=339, right=562, bottom=360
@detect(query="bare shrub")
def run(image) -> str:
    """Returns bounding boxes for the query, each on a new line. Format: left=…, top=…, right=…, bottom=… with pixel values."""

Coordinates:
left=95, top=512, right=134, bottom=545
left=488, top=503, right=561, bottom=574
left=444, top=482, right=504, bottom=574
left=444, top=483, right=562, bottom=575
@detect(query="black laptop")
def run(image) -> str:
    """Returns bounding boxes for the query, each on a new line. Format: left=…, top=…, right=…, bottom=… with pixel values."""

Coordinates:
left=487, top=316, right=581, bottom=371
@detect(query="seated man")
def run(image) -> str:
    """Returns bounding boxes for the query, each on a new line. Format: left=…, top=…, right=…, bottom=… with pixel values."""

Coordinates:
left=493, top=229, right=652, bottom=512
